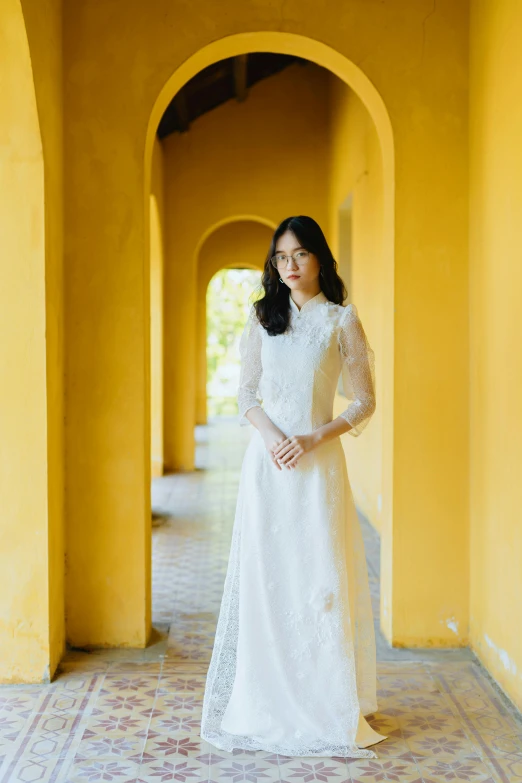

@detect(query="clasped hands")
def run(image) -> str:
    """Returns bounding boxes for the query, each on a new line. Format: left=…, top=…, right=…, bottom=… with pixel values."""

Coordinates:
left=262, top=428, right=319, bottom=471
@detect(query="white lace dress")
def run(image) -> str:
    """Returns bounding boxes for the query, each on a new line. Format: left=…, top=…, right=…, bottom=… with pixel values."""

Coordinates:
left=200, top=290, right=387, bottom=758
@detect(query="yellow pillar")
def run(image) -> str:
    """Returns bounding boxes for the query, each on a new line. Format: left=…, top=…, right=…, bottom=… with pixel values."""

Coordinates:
left=150, top=137, right=166, bottom=478
left=64, top=113, right=151, bottom=647
left=195, top=282, right=208, bottom=426
left=163, top=231, right=198, bottom=471
left=0, top=0, right=64, bottom=682
left=389, top=124, right=469, bottom=646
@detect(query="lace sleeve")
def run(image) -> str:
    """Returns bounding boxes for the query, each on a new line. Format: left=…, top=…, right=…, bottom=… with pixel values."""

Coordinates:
left=237, top=305, right=263, bottom=426
left=338, top=304, right=376, bottom=437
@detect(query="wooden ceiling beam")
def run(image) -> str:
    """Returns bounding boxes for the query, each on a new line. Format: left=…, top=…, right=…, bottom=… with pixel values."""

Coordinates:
left=173, top=90, right=189, bottom=132
left=185, top=64, right=229, bottom=94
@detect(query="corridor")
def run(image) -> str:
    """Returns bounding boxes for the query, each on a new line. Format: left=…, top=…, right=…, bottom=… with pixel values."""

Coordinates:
left=0, top=419, right=521, bottom=782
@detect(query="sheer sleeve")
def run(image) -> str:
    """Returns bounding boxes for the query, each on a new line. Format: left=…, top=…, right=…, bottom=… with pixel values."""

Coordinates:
left=337, top=304, right=376, bottom=437
left=237, top=304, right=263, bottom=426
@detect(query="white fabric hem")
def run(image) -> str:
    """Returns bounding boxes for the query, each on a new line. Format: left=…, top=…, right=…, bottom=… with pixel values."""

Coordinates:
left=200, top=730, right=381, bottom=759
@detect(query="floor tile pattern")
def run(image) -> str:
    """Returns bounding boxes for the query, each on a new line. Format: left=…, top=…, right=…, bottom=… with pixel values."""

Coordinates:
left=1, top=418, right=520, bottom=781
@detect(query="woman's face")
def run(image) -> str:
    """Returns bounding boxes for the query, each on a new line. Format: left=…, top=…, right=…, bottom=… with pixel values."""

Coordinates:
left=274, top=230, right=321, bottom=293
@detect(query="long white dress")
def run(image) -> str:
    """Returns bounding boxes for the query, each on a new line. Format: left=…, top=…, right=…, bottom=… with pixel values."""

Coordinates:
left=200, top=290, right=387, bottom=758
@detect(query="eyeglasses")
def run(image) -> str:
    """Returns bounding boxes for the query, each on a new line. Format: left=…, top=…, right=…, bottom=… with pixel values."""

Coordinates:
left=270, top=250, right=311, bottom=269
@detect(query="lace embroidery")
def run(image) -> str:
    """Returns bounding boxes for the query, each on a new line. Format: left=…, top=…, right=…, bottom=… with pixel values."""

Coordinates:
left=337, top=304, right=376, bottom=436
left=236, top=305, right=263, bottom=426
left=236, top=300, right=376, bottom=437
left=200, top=295, right=382, bottom=757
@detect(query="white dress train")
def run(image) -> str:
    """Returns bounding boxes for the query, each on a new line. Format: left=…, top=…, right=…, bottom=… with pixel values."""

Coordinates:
left=200, top=290, right=387, bottom=758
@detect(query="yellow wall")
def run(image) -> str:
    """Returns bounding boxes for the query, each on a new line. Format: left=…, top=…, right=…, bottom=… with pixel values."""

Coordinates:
left=2, top=1, right=469, bottom=658
left=325, top=40, right=469, bottom=647
left=163, top=62, right=330, bottom=469
left=0, top=0, right=64, bottom=682
left=150, top=137, right=166, bottom=477
left=3, top=0, right=520, bottom=717
left=469, top=0, right=522, bottom=708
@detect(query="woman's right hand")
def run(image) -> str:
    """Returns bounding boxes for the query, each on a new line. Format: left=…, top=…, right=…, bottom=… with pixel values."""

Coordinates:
left=242, top=407, right=289, bottom=470
left=260, top=426, right=289, bottom=470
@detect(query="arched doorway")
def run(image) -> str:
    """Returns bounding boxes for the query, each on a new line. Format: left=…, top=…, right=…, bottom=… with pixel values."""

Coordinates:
left=65, top=23, right=469, bottom=657
left=142, top=32, right=394, bottom=646
left=195, top=218, right=273, bottom=424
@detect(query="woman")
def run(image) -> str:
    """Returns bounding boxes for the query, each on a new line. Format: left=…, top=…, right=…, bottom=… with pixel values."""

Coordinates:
left=200, top=215, right=387, bottom=758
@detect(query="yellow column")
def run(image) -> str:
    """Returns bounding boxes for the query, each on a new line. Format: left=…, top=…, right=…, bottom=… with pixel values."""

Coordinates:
left=0, top=0, right=64, bottom=682
left=163, top=230, right=198, bottom=471
left=150, top=137, right=166, bottom=478
left=195, top=283, right=208, bottom=426
left=64, top=118, right=151, bottom=647
left=389, top=130, right=469, bottom=647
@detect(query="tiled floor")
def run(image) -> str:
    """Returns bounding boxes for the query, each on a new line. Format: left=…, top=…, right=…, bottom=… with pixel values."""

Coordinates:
left=1, top=418, right=521, bottom=782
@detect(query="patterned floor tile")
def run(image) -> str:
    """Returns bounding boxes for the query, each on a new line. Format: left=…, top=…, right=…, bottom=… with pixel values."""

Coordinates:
left=399, top=713, right=475, bottom=737
left=210, top=757, right=281, bottom=782
left=62, top=755, right=141, bottom=782
left=483, top=755, right=522, bottom=782
left=143, top=732, right=213, bottom=759
left=406, top=730, right=482, bottom=762
left=141, top=756, right=209, bottom=781
left=73, top=733, right=145, bottom=760
left=415, top=755, right=498, bottom=782
left=346, top=756, right=422, bottom=782
left=0, top=691, right=43, bottom=720
left=278, top=758, right=349, bottom=782
left=0, top=754, right=65, bottom=783
left=0, top=418, right=521, bottom=783
left=100, top=674, right=161, bottom=694
left=478, top=730, right=522, bottom=758
left=157, top=675, right=206, bottom=696
left=18, top=713, right=87, bottom=759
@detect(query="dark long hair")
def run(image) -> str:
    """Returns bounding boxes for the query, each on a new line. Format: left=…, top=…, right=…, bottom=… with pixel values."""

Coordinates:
left=253, top=215, right=347, bottom=336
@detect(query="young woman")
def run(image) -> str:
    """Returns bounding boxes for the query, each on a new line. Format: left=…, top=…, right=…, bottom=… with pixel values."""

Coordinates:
left=200, top=215, right=387, bottom=758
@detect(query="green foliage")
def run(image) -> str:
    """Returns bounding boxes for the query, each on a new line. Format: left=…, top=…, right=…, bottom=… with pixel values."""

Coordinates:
left=206, top=268, right=262, bottom=417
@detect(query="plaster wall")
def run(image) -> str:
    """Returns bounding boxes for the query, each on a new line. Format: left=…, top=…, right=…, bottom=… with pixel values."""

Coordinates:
left=469, top=0, right=522, bottom=709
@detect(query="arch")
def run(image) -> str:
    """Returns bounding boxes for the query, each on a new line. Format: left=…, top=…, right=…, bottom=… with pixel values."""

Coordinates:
left=144, top=33, right=394, bottom=196
left=143, top=31, right=395, bottom=435
left=195, top=217, right=273, bottom=424
left=195, top=214, right=278, bottom=260
left=144, top=31, right=395, bottom=643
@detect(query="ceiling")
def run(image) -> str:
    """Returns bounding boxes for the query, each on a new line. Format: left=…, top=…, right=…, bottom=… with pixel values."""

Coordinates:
left=157, top=53, right=309, bottom=139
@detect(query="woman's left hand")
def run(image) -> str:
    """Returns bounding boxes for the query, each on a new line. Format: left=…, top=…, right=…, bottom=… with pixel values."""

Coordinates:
left=272, top=433, right=318, bottom=469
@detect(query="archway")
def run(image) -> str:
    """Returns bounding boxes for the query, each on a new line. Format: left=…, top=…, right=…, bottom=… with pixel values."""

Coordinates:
left=195, top=218, right=273, bottom=424
left=56, top=5, right=469, bottom=659
left=143, top=33, right=395, bottom=645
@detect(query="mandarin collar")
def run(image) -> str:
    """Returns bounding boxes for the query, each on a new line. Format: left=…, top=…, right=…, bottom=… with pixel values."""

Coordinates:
left=289, top=290, right=327, bottom=316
